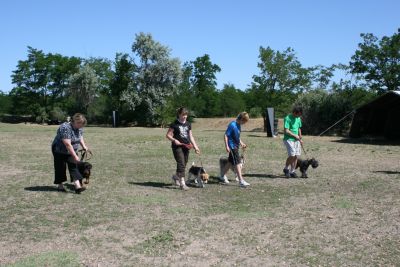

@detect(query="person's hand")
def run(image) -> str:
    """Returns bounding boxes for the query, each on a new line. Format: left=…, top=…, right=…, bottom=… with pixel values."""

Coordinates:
left=174, top=139, right=182, bottom=146
left=299, top=139, right=304, bottom=145
left=241, top=143, right=247, bottom=149
left=73, top=154, right=80, bottom=163
left=195, top=147, right=201, bottom=154
left=226, top=146, right=231, bottom=153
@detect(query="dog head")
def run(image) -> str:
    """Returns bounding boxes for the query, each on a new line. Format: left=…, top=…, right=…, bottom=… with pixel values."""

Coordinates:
left=199, top=167, right=209, bottom=183
left=80, top=162, right=92, bottom=184
left=200, top=173, right=209, bottom=183
left=309, top=158, right=319, bottom=169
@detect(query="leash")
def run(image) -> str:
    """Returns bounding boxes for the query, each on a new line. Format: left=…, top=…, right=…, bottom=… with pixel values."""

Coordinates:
left=78, top=149, right=93, bottom=161
left=318, top=110, right=355, bottom=137
left=300, top=142, right=309, bottom=158
left=197, top=152, right=204, bottom=169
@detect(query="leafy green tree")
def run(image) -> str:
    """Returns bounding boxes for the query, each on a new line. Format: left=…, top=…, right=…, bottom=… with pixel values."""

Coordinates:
left=109, top=53, right=135, bottom=111
left=121, top=33, right=181, bottom=125
left=219, top=84, right=246, bottom=117
left=350, top=29, right=400, bottom=92
left=0, top=91, right=12, bottom=114
left=68, top=65, right=100, bottom=113
left=249, top=46, right=313, bottom=117
left=253, top=47, right=313, bottom=93
left=84, top=57, right=113, bottom=93
left=10, top=46, right=81, bottom=114
left=190, top=54, right=221, bottom=117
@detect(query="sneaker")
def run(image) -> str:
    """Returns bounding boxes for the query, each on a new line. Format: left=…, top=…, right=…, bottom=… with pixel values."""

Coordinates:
left=283, top=168, right=290, bottom=178
left=179, top=178, right=189, bottom=190
left=180, top=184, right=189, bottom=190
left=239, top=180, right=250, bottom=187
left=290, top=172, right=298, bottom=178
left=171, top=175, right=180, bottom=186
left=219, top=176, right=230, bottom=184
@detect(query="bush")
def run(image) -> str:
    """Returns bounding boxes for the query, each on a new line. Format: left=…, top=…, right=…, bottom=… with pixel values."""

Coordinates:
left=249, top=107, right=263, bottom=118
left=295, top=90, right=354, bottom=136
left=49, top=107, right=67, bottom=122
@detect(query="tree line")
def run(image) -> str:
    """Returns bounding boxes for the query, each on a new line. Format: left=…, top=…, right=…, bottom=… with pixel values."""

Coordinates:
left=0, top=29, right=399, bottom=133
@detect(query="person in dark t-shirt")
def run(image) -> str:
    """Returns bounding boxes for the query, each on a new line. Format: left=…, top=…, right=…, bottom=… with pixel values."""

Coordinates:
left=166, top=107, right=200, bottom=190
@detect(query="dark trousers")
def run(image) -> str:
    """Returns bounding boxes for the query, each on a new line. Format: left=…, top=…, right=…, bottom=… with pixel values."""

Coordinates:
left=172, top=146, right=190, bottom=178
left=52, top=150, right=83, bottom=184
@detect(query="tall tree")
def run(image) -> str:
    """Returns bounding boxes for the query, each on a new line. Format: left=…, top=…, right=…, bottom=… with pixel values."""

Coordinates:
left=68, top=65, right=100, bottom=113
left=83, top=57, right=113, bottom=93
left=249, top=46, right=313, bottom=115
left=109, top=53, right=135, bottom=111
left=350, top=29, right=400, bottom=92
left=11, top=46, right=81, bottom=114
left=220, top=84, right=246, bottom=117
left=190, top=54, right=221, bottom=117
left=252, top=46, right=312, bottom=93
left=121, top=32, right=181, bottom=125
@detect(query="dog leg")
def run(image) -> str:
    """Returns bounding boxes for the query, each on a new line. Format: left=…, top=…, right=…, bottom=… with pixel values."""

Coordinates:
left=196, top=175, right=204, bottom=188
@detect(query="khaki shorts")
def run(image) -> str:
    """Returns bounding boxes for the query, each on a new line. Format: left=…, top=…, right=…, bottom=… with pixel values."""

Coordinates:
left=283, top=139, right=301, bottom=157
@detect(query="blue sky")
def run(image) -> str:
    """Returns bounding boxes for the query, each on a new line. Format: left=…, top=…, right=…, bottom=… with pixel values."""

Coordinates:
left=0, top=0, right=399, bottom=92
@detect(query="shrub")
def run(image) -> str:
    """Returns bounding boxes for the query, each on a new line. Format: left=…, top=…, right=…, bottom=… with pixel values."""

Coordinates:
left=295, top=90, right=354, bottom=135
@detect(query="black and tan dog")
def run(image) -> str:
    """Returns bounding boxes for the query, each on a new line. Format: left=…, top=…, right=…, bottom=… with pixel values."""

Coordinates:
left=295, top=158, right=319, bottom=178
left=187, top=163, right=209, bottom=188
left=78, top=161, right=92, bottom=185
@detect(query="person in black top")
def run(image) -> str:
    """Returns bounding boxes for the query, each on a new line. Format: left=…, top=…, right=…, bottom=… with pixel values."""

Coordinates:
left=166, top=107, right=200, bottom=190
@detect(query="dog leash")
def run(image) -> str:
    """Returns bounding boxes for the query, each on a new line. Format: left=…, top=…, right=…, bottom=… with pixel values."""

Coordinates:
left=78, top=149, right=93, bottom=161
left=300, top=142, right=309, bottom=158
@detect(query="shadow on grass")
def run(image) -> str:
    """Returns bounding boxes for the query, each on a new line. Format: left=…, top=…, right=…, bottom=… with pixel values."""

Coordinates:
left=24, top=185, right=63, bottom=192
left=129, top=181, right=175, bottom=189
left=243, top=173, right=283, bottom=179
left=373, top=170, right=400, bottom=174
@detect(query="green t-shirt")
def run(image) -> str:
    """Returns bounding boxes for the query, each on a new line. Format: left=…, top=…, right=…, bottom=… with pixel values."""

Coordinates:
left=283, top=114, right=302, bottom=141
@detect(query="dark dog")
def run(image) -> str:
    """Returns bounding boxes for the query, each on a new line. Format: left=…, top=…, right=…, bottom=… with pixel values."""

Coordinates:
left=296, top=158, right=318, bottom=178
left=78, top=161, right=92, bottom=185
left=187, top=163, right=209, bottom=188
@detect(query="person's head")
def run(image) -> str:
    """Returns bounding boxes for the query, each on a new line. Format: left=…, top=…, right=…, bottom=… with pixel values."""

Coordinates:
left=236, top=112, right=249, bottom=125
left=176, top=107, right=189, bottom=122
left=292, top=106, right=303, bottom=117
left=71, top=113, right=87, bottom=129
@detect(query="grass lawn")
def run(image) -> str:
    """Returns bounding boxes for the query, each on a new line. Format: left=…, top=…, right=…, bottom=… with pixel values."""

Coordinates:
left=0, top=121, right=399, bottom=266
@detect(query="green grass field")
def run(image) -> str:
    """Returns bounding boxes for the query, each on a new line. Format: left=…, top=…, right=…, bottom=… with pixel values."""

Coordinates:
left=0, top=121, right=399, bottom=266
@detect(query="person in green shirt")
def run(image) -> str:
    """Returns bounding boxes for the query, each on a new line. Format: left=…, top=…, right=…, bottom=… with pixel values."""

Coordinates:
left=283, top=106, right=303, bottom=178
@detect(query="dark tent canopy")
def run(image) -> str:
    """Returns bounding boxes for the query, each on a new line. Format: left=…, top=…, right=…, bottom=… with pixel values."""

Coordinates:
left=349, top=91, right=400, bottom=139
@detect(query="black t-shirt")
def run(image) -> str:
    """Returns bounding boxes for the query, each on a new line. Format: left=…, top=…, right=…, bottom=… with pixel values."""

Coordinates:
left=170, top=119, right=192, bottom=146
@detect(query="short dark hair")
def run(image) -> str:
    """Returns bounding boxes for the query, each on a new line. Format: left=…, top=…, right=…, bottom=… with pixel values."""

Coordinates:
left=292, top=106, right=303, bottom=114
left=176, top=107, right=189, bottom=117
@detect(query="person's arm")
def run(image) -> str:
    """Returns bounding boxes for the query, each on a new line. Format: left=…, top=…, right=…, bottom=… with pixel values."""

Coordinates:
left=224, top=134, right=230, bottom=153
left=189, top=130, right=200, bottom=154
left=62, top=139, right=80, bottom=163
left=80, top=136, right=89, bottom=151
left=166, top=128, right=182, bottom=146
left=284, top=128, right=301, bottom=140
left=240, top=139, right=247, bottom=148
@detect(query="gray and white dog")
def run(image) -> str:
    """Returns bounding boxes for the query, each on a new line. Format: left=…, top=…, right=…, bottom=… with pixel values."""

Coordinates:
left=219, top=153, right=245, bottom=184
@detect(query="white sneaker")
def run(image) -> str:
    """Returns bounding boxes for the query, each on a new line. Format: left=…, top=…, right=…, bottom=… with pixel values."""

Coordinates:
left=219, top=176, right=230, bottom=184
left=171, top=175, right=180, bottom=186
left=239, top=180, right=250, bottom=187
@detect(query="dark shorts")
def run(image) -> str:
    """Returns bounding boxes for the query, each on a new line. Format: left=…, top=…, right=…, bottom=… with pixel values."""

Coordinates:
left=228, top=148, right=241, bottom=166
